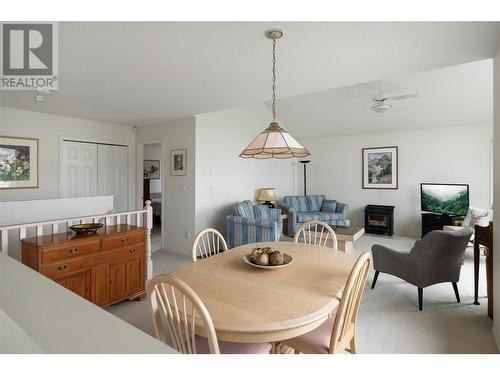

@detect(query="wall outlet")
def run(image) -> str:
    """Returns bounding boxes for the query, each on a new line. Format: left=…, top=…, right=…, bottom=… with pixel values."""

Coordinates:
left=185, top=230, right=191, bottom=239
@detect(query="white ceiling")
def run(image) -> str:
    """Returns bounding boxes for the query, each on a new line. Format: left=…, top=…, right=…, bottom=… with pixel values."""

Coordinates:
left=0, top=22, right=498, bottom=127
left=276, top=59, right=493, bottom=138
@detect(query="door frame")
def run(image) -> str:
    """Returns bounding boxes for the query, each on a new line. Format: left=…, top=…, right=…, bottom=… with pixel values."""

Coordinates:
left=136, top=138, right=165, bottom=251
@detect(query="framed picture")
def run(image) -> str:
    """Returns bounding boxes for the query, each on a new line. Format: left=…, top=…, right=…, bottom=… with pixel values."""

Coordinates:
left=144, top=160, right=160, bottom=179
left=0, top=136, right=39, bottom=189
left=362, top=146, right=398, bottom=189
left=171, top=149, right=186, bottom=176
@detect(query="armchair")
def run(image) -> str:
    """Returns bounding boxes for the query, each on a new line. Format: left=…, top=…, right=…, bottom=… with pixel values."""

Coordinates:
left=226, top=200, right=282, bottom=248
left=371, top=227, right=473, bottom=311
left=277, top=195, right=348, bottom=237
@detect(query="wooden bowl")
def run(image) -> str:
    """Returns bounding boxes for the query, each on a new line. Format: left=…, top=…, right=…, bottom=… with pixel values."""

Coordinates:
left=69, top=223, right=104, bottom=235
left=243, top=253, right=294, bottom=270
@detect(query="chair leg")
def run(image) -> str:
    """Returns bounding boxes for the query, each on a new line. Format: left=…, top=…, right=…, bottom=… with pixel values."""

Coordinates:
left=452, top=282, right=460, bottom=303
left=371, top=271, right=380, bottom=289
left=418, top=287, right=423, bottom=311
left=350, top=336, right=357, bottom=354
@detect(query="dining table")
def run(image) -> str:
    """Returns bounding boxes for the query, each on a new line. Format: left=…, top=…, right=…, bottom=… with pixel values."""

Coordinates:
left=171, top=241, right=359, bottom=343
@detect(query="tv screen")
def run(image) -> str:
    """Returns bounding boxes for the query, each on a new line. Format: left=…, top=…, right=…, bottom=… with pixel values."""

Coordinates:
left=421, top=183, right=469, bottom=216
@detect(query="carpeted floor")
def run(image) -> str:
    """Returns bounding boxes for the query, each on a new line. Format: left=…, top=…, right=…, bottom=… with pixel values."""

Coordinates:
left=106, top=234, right=498, bottom=353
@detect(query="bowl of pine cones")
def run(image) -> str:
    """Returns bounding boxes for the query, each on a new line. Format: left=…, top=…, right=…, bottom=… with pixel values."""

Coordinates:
left=243, top=246, right=294, bottom=269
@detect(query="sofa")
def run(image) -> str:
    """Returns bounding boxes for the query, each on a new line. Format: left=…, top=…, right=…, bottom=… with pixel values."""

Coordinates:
left=277, top=195, right=348, bottom=237
left=226, top=200, right=283, bottom=248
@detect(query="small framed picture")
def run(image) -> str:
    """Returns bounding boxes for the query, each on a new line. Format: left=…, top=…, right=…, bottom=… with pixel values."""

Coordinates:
left=362, top=146, right=398, bottom=189
left=144, top=160, right=160, bottom=179
left=171, top=149, right=186, bottom=176
left=0, top=136, right=39, bottom=189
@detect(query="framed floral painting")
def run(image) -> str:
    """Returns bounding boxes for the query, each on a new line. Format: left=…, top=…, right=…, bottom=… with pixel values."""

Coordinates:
left=0, top=136, right=39, bottom=189
left=171, top=149, right=186, bottom=176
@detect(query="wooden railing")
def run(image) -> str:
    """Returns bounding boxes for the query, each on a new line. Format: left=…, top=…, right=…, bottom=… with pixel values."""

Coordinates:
left=0, top=201, right=154, bottom=279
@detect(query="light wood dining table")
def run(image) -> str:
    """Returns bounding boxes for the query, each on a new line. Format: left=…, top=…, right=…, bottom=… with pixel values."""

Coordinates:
left=171, top=241, right=359, bottom=343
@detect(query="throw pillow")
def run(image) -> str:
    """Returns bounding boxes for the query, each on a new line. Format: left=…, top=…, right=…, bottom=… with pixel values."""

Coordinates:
left=321, top=199, right=337, bottom=213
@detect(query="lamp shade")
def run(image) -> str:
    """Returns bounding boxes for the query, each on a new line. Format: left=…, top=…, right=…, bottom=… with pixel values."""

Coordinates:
left=257, top=188, right=277, bottom=202
left=239, top=122, right=310, bottom=159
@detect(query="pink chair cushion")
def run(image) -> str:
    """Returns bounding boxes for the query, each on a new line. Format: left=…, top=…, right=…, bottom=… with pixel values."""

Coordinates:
left=286, top=317, right=334, bottom=354
left=195, top=336, right=272, bottom=354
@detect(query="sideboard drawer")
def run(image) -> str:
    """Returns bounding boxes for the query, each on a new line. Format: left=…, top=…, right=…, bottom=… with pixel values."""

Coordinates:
left=42, top=257, right=95, bottom=280
left=41, top=239, right=101, bottom=264
left=110, top=244, right=145, bottom=260
left=102, top=231, right=145, bottom=251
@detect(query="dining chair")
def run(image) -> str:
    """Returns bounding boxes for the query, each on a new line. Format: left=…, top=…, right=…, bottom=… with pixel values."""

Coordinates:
left=294, top=220, right=338, bottom=250
left=192, top=228, right=228, bottom=262
left=281, top=251, right=371, bottom=354
left=148, top=274, right=272, bottom=354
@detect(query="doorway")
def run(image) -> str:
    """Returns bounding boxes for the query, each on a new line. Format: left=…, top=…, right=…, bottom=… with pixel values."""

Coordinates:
left=137, top=140, right=164, bottom=252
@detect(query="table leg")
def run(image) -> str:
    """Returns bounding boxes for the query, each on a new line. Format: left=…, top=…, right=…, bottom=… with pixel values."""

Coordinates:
left=337, top=240, right=353, bottom=254
left=486, top=247, right=493, bottom=318
left=474, top=240, right=480, bottom=305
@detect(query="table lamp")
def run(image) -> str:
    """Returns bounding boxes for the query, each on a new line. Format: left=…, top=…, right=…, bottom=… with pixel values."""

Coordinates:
left=257, top=188, right=278, bottom=208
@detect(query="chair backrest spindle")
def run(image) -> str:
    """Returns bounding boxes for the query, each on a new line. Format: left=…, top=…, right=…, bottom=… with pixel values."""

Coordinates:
left=294, top=220, right=338, bottom=249
left=192, top=228, right=228, bottom=262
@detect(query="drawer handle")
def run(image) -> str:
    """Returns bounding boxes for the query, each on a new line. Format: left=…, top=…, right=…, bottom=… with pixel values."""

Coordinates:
left=122, top=237, right=129, bottom=243
left=69, top=247, right=79, bottom=254
left=57, top=265, right=67, bottom=271
left=129, top=248, right=136, bottom=254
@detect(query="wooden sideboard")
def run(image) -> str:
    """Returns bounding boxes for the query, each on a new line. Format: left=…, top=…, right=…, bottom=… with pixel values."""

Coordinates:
left=21, top=225, right=146, bottom=308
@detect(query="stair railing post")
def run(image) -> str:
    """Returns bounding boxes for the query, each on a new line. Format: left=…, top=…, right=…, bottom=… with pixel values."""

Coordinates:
left=144, top=200, right=153, bottom=280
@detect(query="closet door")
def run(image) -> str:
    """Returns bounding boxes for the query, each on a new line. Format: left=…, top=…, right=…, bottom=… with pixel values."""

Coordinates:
left=60, top=141, right=98, bottom=198
left=98, top=145, right=128, bottom=212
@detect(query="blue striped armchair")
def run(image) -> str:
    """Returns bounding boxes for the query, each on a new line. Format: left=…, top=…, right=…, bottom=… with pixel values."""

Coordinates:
left=277, top=195, right=348, bottom=237
left=226, top=200, right=283, bottom=248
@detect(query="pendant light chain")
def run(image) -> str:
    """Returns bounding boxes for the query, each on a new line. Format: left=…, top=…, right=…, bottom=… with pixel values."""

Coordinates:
left=271, top=38, right=277, bottom=121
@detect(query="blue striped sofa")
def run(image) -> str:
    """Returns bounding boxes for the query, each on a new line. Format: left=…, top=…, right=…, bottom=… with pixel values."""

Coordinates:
left=226, top=200, right=282, bottom=248
left=277, top=195, right=348, bottom=237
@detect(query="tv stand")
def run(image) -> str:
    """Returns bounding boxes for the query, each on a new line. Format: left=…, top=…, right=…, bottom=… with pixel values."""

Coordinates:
left=421, top=213, right=464, bottom=238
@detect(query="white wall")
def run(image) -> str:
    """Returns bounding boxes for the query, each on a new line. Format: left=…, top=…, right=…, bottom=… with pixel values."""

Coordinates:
left=195, top=104, right=297, bottom=235
left=0, top=106, right=136, bottom=210
left=144, top=144, right=162, bottom=193
left=135, top=118, right=196, bottom=256
left=299, top=124, right=492, bottom=238
left=492, top=49, right=500, bottom=351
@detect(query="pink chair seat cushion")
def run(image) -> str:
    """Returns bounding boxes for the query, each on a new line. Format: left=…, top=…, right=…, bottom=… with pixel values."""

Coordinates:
left=285, top=317, right=335, bottom=354
left=195, top=336, right=272, bottom=354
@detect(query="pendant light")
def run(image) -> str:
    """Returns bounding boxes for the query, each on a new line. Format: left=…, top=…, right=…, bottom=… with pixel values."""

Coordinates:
left=239, top=28, right=310, bottom=159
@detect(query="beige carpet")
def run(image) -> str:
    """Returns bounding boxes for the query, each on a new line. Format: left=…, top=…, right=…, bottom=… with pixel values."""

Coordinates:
left=106, top=234, right=498, bottom=353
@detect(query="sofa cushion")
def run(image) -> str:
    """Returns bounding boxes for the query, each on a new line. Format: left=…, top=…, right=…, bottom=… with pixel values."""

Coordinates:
left=254, top=205, right=270, bottom=219
left=297, top=212, right=342, bottom=223
left=284, top=196, right=309, bottom=212
left=234, top=200, right=255, bottom=219
left=307, top=195, right=324, bottom=212
left=321, top=199, right=337, bottom=213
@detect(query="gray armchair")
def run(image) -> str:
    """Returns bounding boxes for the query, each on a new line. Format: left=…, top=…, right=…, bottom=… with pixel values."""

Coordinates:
left=371, top=228, right=473, bottom=311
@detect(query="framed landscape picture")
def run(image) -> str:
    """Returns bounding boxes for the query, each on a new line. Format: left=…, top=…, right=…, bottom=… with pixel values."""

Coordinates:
left=171, top=149, right=186, bottom=176
left=362, top=146, right=398, bottom=189
left=0, top=136, right=39, bottom=189
left=144, top=159, right=160, bottom=179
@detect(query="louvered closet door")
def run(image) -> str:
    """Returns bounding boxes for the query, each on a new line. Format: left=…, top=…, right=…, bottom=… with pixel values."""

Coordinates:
left=60, top=141, right=98, bottom=198
left=97, top=145, right=128, bottom=212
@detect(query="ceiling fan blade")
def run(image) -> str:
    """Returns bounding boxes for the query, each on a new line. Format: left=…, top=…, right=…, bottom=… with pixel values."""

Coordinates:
left=390, top=93, right=420, bottom=101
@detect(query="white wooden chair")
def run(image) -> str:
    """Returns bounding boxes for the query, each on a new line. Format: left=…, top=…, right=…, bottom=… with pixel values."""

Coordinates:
left=148, top=274, right=272, bottom=354
left=282, top=252, right=371, bottom=354
left=294, top=220, right=338, bottom=249
left=192, top=228, right=228, bottom=262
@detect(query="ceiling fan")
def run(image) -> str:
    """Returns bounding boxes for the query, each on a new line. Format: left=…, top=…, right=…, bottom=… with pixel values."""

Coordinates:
left=370, top=80, right=419, bottom=113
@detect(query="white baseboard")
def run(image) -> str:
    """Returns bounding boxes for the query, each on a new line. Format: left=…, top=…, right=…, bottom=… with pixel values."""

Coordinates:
left=492, top=326, right=500, bottom=353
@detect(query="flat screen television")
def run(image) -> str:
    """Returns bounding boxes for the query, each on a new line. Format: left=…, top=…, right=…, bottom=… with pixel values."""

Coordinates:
left=420, top=183, right=469, bottom=216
